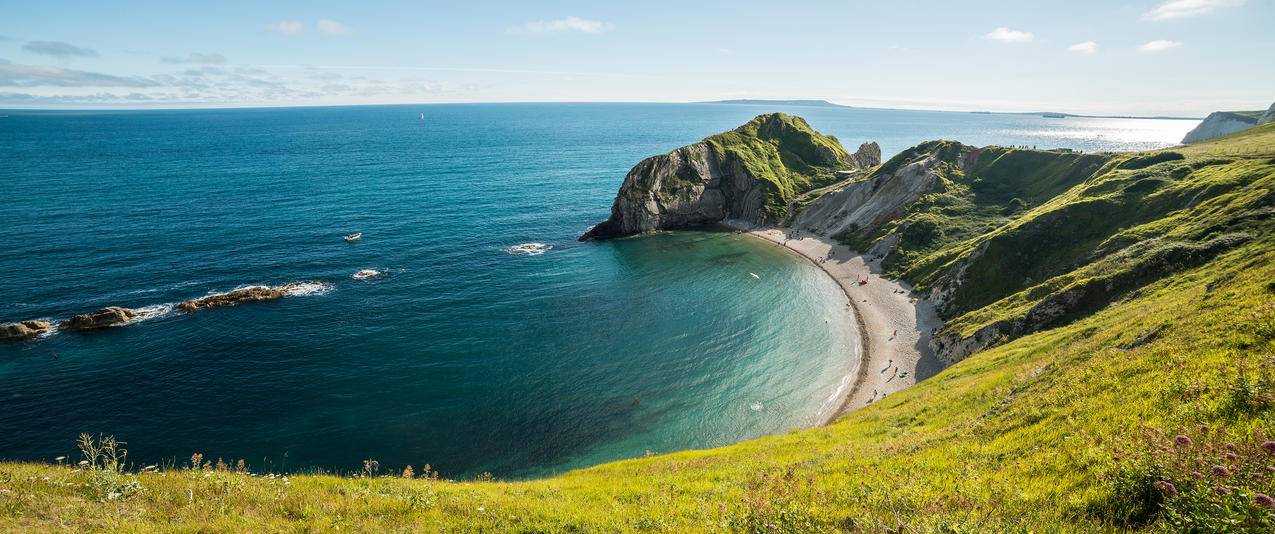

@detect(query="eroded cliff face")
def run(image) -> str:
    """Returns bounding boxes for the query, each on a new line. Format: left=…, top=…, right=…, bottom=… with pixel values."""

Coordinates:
left=1182, top=110, right=1261, bottom=143
left=580, top=113, right=880, bottom=240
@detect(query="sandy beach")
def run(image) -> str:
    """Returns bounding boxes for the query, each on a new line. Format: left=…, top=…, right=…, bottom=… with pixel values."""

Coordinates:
left=732, top=225, right=944, bottom=421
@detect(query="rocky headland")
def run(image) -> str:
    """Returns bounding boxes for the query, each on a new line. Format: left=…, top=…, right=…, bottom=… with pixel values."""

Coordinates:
left=580, top=113, right=880, bottom=240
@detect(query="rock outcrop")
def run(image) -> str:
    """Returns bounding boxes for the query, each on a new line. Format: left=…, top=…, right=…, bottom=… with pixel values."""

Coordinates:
left=580, top=113, right=880, bottom=240
left=1, top=320, right=51, bottom=341
left=789, top=146, right=961, bottom=238
left=1181, top=108, right=1266, bottom=143
left=59, top=307, right=139, bottom=330
left=179, top=286, right=289, bottom=312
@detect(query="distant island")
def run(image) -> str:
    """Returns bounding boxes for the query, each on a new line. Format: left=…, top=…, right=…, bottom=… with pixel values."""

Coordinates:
left=698, top=99, right=851, bottom=108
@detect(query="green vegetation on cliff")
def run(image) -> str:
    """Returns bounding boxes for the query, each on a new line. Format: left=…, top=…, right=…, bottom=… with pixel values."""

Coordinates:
left=703, top=113, right=851, bottom=219
left=834, top=125, right=1275, bottom=355
left=3, top=123, right=1274, bottom=532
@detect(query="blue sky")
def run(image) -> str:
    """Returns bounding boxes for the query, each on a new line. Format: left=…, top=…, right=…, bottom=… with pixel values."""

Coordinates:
left=0, top=0, right=1271, bottom=115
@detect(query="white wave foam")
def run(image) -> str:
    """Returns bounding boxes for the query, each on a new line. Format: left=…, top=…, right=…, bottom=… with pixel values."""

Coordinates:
left=504, top=243, right=552, bottom=256
left=352, top=269, right=381, bottom=280
left=280, top=281, right=334, bottom=296
left=127, top=303, right=176, bottom=325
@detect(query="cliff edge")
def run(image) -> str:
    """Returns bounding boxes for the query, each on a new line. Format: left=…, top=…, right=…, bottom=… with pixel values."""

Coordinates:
left=580, top=113, right=880, bottom=240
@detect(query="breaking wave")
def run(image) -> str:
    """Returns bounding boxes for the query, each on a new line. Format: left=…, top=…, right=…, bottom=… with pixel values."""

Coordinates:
left=504, top=243, right=552, bottom=256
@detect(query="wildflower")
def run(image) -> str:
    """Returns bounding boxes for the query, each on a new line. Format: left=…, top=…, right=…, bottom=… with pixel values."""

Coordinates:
left=1223, top=452, right=1240, bottom=462
left=1191, top=471, right=1204, bottom=479
left=1225, top=443, right=1237, bottom=451
left=1256, top=493, right=1275, bottom=508
left=1153, top=480, right=1179, bottom=496
left=1211, top=465, right=1231, bottom=477
left=1175, top=435, right=1194, bottom=448
left=1262, top=441, right=1275, bottom=456
left=1215, top=486, right=1233, bottom=495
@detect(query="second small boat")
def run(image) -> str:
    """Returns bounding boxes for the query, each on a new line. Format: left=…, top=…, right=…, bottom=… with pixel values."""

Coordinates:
left=344, top=232, right=362, bottom=242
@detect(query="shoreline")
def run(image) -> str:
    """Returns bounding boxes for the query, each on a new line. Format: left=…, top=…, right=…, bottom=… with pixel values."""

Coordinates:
left=728, top=223, right=944, bottom=423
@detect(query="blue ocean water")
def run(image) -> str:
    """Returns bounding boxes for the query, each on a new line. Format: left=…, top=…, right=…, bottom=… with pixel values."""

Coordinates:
left=0, top=103, right=1195, bottom=477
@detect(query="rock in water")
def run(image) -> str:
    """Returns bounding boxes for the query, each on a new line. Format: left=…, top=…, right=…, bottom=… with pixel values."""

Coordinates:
left=0, top=320, right=51, bottom=340
left=178, top=286, right=288, bottom=312
left=580, top=113, right=880, bottom=240
left=59, top=307, right=138, bottom=330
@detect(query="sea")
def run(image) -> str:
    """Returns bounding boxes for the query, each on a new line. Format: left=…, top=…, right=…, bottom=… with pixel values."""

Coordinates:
left=0, top=103, right=1195, bottom=477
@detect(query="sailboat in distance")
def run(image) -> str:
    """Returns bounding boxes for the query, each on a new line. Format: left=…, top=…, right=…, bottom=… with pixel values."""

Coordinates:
left=419, top=112, right=425, bottom=121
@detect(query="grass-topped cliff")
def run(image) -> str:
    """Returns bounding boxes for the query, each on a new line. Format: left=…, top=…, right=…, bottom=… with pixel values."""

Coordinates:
left=807, top=124, right=1275, bottom=368
left=704, top=113, right=852, bottom=218
left=4, top=124, right=1275, bottom=532
left=581, top=113, right=878, bottom=239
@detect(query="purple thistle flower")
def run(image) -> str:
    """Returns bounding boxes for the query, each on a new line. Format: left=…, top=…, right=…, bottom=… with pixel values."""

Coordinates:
left=1262, top=441, right=1275, bottom=456
left=1225, top=443, right=1237, bottom=451
left=1153, top=480, right=1179, bottom=496
left=1256, top=493, right=1275, bottom=508
left=1215, top=486, right=1233, bottom=495
left=1175, top=435, right=1194, bottom=448
left=1211, top=465, right=1231, bottom=477
left=1191, top=471, right=1204, bottom=479
left=1223, top=452, right=1240, bottom=462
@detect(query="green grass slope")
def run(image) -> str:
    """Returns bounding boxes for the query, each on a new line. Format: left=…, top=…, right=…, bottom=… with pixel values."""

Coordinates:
left=704, top=113, right=851, bottom=219
left=3, top=126, right=1274, bottom=533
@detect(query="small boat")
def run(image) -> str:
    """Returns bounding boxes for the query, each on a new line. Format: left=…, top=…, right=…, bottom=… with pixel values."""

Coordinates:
left=344, top=232, right=362, bottom=242
left=749, top=272, right=760, bottom=279
left=419, top=113, right=425, bottom=121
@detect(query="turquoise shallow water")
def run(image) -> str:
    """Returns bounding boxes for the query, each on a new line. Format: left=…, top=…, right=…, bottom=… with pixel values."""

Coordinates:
left=0, top=103, right=1194, bottom=477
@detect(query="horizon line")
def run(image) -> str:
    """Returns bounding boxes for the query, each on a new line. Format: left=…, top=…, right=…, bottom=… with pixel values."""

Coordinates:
left=0, top=99, right=1207, bottom=121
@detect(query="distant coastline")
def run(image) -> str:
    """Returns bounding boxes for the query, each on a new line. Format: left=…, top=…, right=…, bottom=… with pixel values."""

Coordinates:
left=697, top=98, right=1201, bottom=121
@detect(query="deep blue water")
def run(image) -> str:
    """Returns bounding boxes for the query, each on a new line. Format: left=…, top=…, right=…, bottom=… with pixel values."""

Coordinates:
left=0, top=103, right=1194, bottom=477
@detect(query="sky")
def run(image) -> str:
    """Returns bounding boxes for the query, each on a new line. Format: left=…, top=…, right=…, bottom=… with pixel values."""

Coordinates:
left=0, top=0, right=1271, bottom=115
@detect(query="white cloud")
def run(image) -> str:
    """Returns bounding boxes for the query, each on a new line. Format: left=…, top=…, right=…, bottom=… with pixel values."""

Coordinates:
left=317, top=19, right=349, bottom=35
left=983, top=27, right=1034, bottom=43
left=23, top=41, right=99, bottom=58
left=161, top=52, right=227, bottom=65
left=268, top=20, right=304, bottom=35
left=1067, top=41, right=1099, bottom=54
left=1139, top=40, right=1183, bottom=52
left=510, top=16, right=612, bottom=35
left=1143, top=0, right=1244, bottom=20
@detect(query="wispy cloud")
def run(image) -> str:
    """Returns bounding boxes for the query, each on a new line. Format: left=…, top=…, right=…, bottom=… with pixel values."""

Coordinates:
left=0, top=63, right=157, bottom=87
left=1143, top=0, right=1244, bottom=20
left=982, top=27, right=1034, bottom=43
left=316, top=19, right=349, bottom=35
left=510, top=16, right=612, bottom=35
left=1139, top=40, right=1183, bottom=52
left=1067, top=41, right=1099, bottom=54
left=22, top=41, right=99, bottom=58
left=268, top=20, right=305, bottom=35
left=161, top=52, right=227, bottom=65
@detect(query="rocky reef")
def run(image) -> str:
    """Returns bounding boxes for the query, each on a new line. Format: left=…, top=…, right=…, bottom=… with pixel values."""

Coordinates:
left=0, top=320, right=51, bottom=341
left=179, top=285, right=289, bottom=312
left=59, top=307, right=140, bottom=330
left=580, top=113, right=880, bottom=240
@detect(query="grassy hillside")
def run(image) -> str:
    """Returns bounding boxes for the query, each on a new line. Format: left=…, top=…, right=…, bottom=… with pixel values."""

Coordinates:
left=3, top=125, right=1274, bottom=532
left=704, top=113, right=851, bottom=220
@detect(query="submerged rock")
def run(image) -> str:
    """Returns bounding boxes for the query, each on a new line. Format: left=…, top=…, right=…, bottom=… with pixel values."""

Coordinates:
left=0, top=320, right=51, bottom=340
left=178, top=286, right=288, bottom=312
left=580, top=113, right=880, bottom=240
left=59, top=307, right=138, bottom=330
